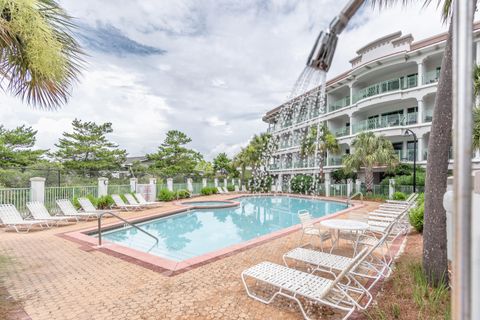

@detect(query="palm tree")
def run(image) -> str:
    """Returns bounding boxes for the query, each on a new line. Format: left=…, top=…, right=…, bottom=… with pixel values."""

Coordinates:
left=233, top=147, right=250, bottom=186
left=342, top=132, right=398, bottom=193
left=0, top=0, right=83, bottom=108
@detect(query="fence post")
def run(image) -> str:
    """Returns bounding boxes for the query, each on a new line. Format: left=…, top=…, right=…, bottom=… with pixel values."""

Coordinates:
left=214, top=178, right=219, bottom=188
left=97, top=177, right=108, bottom=197
left=388, top=179, right=395, bottom=199
left=223, top=178, right=228, bottom=188
left=473, top=171, right=480, bottom=318
left=443, top=177, right=454, bottom=262
left=130, top=178, right=137, bottom=193
left=149, top=178, right=157, bottom=202
left=325, top=173, right=331, bottom=197
left=187, top=178, right=193, bottom=193
left=347, top=179, right=352, bottom=197
left=30, top=177, right=46, bottom=203
left=167, top=178, right=173, bottom=192
left=355, top=179, right=361, bottom=193
left=202, top=178, right=207, bottom=188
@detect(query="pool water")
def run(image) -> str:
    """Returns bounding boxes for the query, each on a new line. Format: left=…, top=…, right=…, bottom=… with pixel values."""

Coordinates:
left=98, top=196, right=347, bottom=261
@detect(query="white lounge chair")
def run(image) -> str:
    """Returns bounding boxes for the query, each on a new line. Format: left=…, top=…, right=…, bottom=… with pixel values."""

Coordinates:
left=27, top=201, right=74, bottom=226
left=298, top=210, right=332, bottom=251
left=216, top=187, right=224, bottom=194
left=242, top=247, right=369, bottom=320
left=284, top=225, right=393, bottom=295
left=0, top=204, right=49, bottom=233
left=111, top=194, right=142, bottom=211
left=222, top=187, right=229, bottom=193
left=134, top=193, right=162, bottom=207
left=124, top=194, right=149, bottom=208
left=77, top=198, right=114, bottom=214
left=234, top=185, right=240, bottom=192
left=385, top=193, right=417, bottom=205
left=56, top=199, right=99, bottom=221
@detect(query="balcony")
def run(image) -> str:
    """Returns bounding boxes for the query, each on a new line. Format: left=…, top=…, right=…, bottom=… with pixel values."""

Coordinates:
left=328, top=96, right=350, bottom=113
left=327, top=156, right=344, bottom=166
left=352, top=112, right=417, bottom=134
left=423, top=69, right=440, bottom=85
left=334, top=126, right=350, bottom=137
left=352, top=75, right=418, bottom=103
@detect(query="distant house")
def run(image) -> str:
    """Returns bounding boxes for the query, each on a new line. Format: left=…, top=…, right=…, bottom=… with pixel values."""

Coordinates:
left=111, top=156, right=153, bottom=179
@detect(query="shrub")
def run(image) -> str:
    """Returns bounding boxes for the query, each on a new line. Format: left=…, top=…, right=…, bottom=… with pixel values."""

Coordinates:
left=380, top=172, right=426, bottom=186
left=158, top=188, right=176, bottom=201
left=96, top=195, right=114, bottom=209
left=200, top=186, right=218, bottom=195
left=176, top=189, right=190, bottom=199
left=72, top=196, right=81, bottom=209
left=290, top=174, right=313, bottom=194
left=227, top=184, right=235, bottom=192
left=247, top=176, right=272, bottom=192
left=409, top=193, right=425, bottom=232
left=392, top=191, right=407, bottom=201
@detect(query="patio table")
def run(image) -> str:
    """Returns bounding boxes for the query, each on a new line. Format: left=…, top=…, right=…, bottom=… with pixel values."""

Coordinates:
left=320, top=219, right=369, bottom=254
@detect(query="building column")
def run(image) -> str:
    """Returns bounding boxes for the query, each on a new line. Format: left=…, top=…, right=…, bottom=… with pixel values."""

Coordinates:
left=417, top=99, right=424, bottom=124
left=349, top=83, right=354, bottom=105
left=325, top=172, right=331, bottom=197
left=476, top=41, right=480, bottom=64
left=417, top=61, right=424, bottom=86
left=129, top=178, right=137, bottom=193
left=475, top=149, right=480, bottom=159
left=349, top=114, right=354, bottom=135
left=403, top=140, right=408, bottom=161
left=417, top=137, right=423, bottom=162
left=30, top=177, right=46, bottom=203
left=97, top=177, right=108, bottom=197
left=149, top=178, right=157, bottom=202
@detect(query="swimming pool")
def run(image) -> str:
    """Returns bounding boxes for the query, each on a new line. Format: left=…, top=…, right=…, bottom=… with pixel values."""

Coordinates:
left=96, top=196, right=348, bottom=263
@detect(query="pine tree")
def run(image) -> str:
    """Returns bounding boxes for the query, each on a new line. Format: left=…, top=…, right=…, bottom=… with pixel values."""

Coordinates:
left=0, top=125, right=46, bottom=167
left=54, top=119, right=127, bottom=175
left=148, top=130, right=202, bottom=177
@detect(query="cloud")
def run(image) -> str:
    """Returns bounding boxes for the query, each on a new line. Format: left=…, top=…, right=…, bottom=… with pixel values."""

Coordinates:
left=0, top=0, right=450, bottom=161
left=77, top=23, right=166, bottom=56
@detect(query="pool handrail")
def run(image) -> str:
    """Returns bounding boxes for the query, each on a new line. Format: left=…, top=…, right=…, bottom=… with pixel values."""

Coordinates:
left=97, top=211, right=159, bottom=247
left=347, top=192, right=363, bottom=206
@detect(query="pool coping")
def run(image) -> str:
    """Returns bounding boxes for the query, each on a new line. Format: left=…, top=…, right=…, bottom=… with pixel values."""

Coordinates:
left=59, top=194, right=365, bottom=276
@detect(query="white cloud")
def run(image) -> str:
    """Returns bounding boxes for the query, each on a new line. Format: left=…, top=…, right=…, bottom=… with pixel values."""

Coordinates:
left=0, top=0, right=451, bottom=161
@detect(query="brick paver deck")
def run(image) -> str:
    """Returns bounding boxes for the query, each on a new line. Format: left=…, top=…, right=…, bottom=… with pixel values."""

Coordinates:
left=0, top=194, right=382, bottom=320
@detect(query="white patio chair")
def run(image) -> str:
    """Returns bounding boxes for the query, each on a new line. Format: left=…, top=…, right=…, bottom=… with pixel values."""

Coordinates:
left=134, top=193, right=162, bottom=207
left=26, top=201, right=74, bottom=226
left=284, top=224, right=394, bottom=295
left=111, top=194, right=142, bottom=211
left=298, top=210, right=332, bottom=251
left=78, top=198, right=114, bottom=214
left=56, top=199, right=99, bottom=221
left=242, top=247, right=370, bottom=320
left=0, top=204, right=49, bottom=233
left=124, top=194, right=149, bottom=208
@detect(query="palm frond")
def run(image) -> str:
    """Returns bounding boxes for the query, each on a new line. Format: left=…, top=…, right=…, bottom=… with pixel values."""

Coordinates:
left=0, top=0, right=85, bottom=109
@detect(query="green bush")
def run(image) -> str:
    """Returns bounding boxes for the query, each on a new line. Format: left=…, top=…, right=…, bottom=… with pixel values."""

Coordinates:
left=381, top=172, right=426, bottom=186
left=176, top=189, right=190, bottom=199
left=409, top=193, right=425, bottom=232
left=247, top=176, right=272, bottom=192
left=158, top=188, right=176, bottom=201
left=200, top=186, right=218, bottom=195
left=392, top=191, right=407, bottom=200
left=96, top=195, right=114, bottom=209
left=290, top=175, right=313, bottom=194
left=72, top=196, right=81, bottom=209
left=227, top=184, right=235, bottom=192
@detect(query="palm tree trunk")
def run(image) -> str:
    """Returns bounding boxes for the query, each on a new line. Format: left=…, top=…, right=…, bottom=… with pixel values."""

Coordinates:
left=365, top=166, right=374, bottom=193
left=423, top=20, right=453, bottom=287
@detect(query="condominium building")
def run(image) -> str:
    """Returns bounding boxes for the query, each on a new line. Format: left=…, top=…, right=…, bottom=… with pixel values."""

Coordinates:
left=263, top=25, right=480, bottom=187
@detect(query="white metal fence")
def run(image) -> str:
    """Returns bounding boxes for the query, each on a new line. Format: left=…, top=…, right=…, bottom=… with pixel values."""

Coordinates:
left=0, top=188, right=30, bottom=213
left=45, top=186, right=98, bottom=213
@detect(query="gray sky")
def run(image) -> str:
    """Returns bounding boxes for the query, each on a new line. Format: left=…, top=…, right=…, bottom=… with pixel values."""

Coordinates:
left=0, top=0, right=447, bottom=160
